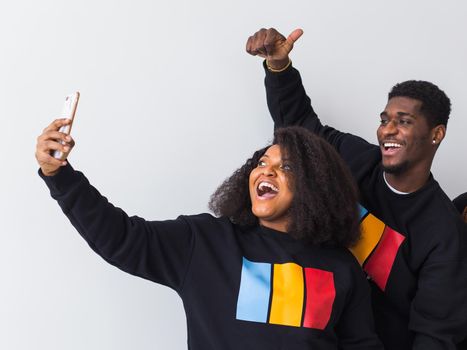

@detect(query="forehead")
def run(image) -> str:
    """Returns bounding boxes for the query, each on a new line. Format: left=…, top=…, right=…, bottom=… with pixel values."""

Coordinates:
left=384, top=96, right=423, bottom=115
left=263, top=144, right=283, bottom=158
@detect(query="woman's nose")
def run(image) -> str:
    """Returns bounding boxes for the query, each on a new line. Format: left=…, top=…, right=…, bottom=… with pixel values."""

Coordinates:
left=262, top=165, right=276, bottom=176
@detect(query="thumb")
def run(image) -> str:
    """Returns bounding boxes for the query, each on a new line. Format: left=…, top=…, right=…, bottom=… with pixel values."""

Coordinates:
left=286, top=28, right=304, bottom=45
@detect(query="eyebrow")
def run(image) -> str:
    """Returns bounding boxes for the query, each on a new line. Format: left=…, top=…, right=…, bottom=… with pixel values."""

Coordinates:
left=380, top=111, right=417, bottom=118
left=261, top=154, right=290, bottom=162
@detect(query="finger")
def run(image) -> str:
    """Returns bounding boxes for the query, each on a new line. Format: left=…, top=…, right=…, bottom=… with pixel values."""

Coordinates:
left=36, top=136, right=69, bottom=157
left=36, top=151, right=66, bottom=165
left=37, top=139, right=71, bottom=156
left=251, top=47, right=268, bottom=58
left=55, top=140, right=74, bottom=161
left=263, top=28, right=284, bottom=55
left=246, top=36, right=265, bottom=56
left=39, top=140, right=73, bottom=164
left=245, top=35, right=255, bottom=54
left=38, top=130, right=72, bottom=144
left=278, top=28, right=304, bottom=56
left=68, top=136, right=75, bottom=148
left=43, top=118, right=72, bottom=133
left=246, top=28, right=268, bottom=56
left=286, top=28, right=304, bottom=45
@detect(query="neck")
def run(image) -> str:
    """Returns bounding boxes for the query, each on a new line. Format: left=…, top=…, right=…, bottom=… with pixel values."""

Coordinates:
left=259, top=220, right=288, bottom=233
left=384, top=169, right=431, bottom=193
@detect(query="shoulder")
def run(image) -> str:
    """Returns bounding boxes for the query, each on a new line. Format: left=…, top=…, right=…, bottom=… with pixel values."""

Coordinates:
left=419, top=183, right=463, bottom=233
left=178, top=213, right=236, bottom=236
left=411, top=183, right=467, bottom=260
left=179, top=213, right=231, bottom=226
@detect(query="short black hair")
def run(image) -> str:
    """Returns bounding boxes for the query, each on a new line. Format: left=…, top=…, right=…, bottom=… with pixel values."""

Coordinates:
left=453, top=192, right=467, bottom=214
left=388, top=80, right=451, bottom=128
left=209, top=126, right=360, bottom=247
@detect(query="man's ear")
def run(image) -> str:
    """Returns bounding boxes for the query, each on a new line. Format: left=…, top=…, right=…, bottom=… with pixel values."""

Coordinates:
left=431, top=125, right=446, bottom=145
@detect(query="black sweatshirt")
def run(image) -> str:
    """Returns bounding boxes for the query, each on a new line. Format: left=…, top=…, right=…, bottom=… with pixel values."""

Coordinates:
left=264, top=63, right=467, bottom=350
left=40, top=164, right=383, bottom=350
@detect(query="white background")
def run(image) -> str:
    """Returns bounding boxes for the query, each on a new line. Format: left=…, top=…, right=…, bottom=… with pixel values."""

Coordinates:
left=1, top=0, right=466, bottom=349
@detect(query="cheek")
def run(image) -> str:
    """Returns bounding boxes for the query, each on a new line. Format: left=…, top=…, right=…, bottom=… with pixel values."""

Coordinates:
left=409, top=133, right=430, bottom=150
left=376, top=127, right=383, bottom=139
left=284, top=191, right=294, bottom=208
left=281, top=175, right=294, bottom=204
left=248, top=170, right=258, bottom=194
left=282, top=173, right=294, bottom=192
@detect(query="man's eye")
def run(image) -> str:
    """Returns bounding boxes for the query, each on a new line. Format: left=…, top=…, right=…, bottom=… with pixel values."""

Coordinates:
left=399, top=119, right=411, bottom=125
left=379, top=119, right=388, bottom=126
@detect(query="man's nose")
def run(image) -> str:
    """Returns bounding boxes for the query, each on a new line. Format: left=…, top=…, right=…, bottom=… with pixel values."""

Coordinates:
left=382, top=120, right=399, bottom=135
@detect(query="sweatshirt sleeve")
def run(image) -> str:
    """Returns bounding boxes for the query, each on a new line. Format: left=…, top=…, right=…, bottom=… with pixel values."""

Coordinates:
left=39, top=164, right=194, bottom=292
left=264, top=62, right=375, bottom=163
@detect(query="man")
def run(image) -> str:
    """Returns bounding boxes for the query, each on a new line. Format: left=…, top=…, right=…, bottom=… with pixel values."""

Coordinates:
left=246, top=28, right=467, bottom=350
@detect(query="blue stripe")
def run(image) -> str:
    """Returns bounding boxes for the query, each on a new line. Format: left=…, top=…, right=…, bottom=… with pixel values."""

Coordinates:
left=236, top=257, right=271, bottom=323
left=358, top=203, right=368, bottom=220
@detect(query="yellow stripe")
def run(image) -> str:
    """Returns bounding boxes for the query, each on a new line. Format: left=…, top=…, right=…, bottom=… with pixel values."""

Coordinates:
left=269, top=262, right=304, bottom=327
left=350, top=213, right=385, bottom=265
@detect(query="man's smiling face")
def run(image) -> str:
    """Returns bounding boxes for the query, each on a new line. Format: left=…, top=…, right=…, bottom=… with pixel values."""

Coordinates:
left=377, top=96, right=435, bottom=176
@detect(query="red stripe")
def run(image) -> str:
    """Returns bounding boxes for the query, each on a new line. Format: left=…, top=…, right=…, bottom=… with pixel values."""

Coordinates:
left=364, top=226, right=405, bottom=291
left=303, top=268, right=335, bottom=329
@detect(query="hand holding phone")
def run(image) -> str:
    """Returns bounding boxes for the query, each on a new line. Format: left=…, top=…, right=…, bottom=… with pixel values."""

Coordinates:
left=53, top=92, right=80, bottom=159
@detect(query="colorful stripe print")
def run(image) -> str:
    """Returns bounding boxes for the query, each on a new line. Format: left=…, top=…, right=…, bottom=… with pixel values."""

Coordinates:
left=349, top=204, right=405, bottom=291
left=236, top=258, right=335, bottom=329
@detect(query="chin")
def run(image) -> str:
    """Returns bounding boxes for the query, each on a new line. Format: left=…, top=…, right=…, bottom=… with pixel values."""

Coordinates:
left=382, top=161, right=409, bottom=175
left=251, top=206, right=272, bottom=220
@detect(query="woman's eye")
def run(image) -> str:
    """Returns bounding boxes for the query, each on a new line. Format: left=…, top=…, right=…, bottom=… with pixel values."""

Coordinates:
left=258, top=160, right=266, bottom=167
left=281, top=164, right=292, bottom=171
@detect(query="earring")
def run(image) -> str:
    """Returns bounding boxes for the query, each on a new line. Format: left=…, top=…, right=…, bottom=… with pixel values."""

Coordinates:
left=432, top=139, right=436, bottom=144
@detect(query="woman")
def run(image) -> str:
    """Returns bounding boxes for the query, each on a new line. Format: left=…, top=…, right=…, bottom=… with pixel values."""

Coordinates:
left=36, top=119, right=382, bottom=349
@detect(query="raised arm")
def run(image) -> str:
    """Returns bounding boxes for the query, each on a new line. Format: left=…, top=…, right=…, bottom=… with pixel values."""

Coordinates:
left=246, top=28, right=375, bottom=162
left=246, top=28, right=322, bottom=131
left=36, top=119, right=194, bottom=291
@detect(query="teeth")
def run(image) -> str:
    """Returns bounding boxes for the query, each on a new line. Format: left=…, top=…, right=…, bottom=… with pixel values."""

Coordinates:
left=258, top=181, right=278, bottom=192
left=383, top=142, right=402, bottom=148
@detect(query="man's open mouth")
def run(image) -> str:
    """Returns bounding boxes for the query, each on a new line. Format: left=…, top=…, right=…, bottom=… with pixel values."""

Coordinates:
left=382, top=142, right=402, bottom=152
left=256, top=181, right=279, bottom=199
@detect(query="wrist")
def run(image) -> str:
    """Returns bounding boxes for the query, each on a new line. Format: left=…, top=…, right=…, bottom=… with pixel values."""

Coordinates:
left=266, top=58, right=291, bottom=73
left=41, top=167, right=60, bottom=177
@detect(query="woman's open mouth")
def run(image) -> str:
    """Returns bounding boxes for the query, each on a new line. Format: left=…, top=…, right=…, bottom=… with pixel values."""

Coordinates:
left=256, top=181, right=279, bottom=199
